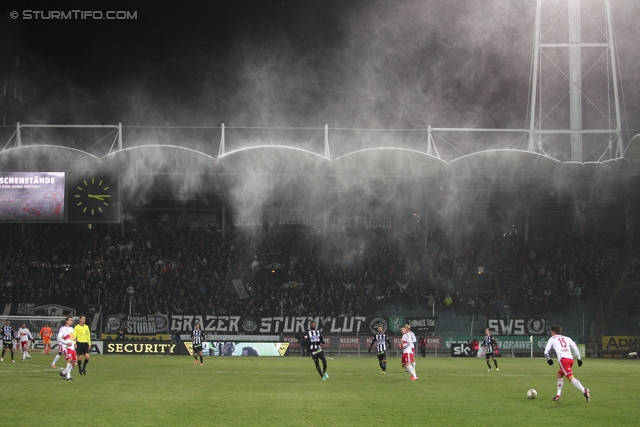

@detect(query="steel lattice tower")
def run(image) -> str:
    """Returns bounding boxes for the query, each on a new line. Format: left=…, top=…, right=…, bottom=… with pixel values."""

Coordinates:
left=527, top=0, right=624, bottom=162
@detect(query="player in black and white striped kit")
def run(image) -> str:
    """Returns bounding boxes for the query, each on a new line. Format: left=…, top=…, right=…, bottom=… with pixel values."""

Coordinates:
left=190, top=322, right=206, bottom=366
left=304, top=320, right=328, bottom=380
left=368, top=324, right=392, bottom=374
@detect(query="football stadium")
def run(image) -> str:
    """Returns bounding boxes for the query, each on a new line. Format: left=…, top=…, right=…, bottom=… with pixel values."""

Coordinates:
left=1, top=1, right=640, bottom=426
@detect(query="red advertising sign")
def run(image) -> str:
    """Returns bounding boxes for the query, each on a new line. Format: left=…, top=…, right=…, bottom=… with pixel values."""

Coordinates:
left=283, top=335, right=301, bottom=349
left=339, top=336, right=360, bottom=349
left=424, top=337, right=442, bottom=350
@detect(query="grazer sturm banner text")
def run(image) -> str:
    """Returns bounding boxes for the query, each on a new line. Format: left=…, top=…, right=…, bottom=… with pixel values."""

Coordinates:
left=170, top=315, right=396, bottom=334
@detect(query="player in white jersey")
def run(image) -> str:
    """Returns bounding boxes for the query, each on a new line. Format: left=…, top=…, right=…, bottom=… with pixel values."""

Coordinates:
left=17, top=324, right=34, bottom=361
left=406, top=325, right=417, bottom=372
left=544, top=325, right=590, bottom=402
left=399, top=325, right=417, bottom=381
left=51, top=324, right=67, bottom=368
left=57, top=316, right=77, bottom=381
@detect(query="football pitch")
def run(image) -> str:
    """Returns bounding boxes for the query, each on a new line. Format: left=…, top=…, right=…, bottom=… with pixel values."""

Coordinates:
left=2, top=354, right=638, bottom=426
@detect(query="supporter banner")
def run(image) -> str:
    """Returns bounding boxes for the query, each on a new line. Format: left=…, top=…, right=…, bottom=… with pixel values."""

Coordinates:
left=486, top=317, right=547, bottom=335
left=602, top=336, right=640, bottom=351
left=169, top=315, right=428, bottom=335
left=175, top=212, right=220, bottom=229
left=231, top=212, right=393, bottom=230
left=451, top=342, right=473, bottom=357
left=3, top=302, right=75, bottom=318
left=189, top=341, right=289, bottom=356
left=104, top=341, right=177, bottom=354
left=388, top=316, right=405, bottom=333
left=103, top=314, right=169, bottom=335
left=405, top=316, right=437, bottom=333
left=328, top=214, right=392, bottom=231
left=170, top=315, right=380, bottom=335
left=339, top=336, right=360, bottom=349
left=0, top=172, right=65, bottom=221
left=231, top=279, right=250, bottom=299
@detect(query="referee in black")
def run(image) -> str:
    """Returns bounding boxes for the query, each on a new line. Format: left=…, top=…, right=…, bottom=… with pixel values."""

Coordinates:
left=304, top=320, right=328, bottom=380
left=73, top=315, right=91, bottom=375
left=368, top=324, right=391, bottom=374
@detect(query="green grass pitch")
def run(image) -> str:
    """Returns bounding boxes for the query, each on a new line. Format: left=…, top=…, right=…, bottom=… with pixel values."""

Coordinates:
left=2, top=354, right=638, bottom=426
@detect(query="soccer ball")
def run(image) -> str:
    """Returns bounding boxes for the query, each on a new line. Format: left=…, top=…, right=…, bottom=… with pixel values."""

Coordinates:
left=527, top=389, right=538, bottom=399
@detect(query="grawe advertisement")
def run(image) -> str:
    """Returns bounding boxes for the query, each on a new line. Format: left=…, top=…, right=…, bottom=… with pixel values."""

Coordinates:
left=442, top=336, right=576, bottom=351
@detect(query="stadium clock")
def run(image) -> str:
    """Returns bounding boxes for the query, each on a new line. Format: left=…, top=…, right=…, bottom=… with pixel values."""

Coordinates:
left=73, top=177, right=113, bottom=217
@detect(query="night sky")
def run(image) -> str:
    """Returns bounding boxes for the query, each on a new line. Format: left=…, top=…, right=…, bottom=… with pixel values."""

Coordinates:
left=3, top=0, right=640, bottom=149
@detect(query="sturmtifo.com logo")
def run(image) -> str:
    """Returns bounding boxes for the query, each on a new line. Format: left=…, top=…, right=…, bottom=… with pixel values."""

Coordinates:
left=11, top=10, right=138, bottom=20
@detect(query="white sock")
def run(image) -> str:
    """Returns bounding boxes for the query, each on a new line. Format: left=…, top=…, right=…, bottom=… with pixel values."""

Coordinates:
left=52, top=354, right=61, bottom=365
left=571, top=378, right=585, bottom=393
left=66, top=363, right=72, bottom=379
left=405, top=365, right=416, bottom=377
left=557, top=379, right=564, bottom=395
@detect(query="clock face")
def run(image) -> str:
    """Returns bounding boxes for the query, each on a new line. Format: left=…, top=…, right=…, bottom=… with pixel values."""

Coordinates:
left=73, top=177, right=113, bottom=217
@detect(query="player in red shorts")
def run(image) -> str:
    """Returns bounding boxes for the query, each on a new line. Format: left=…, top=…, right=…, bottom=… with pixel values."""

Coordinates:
left=399, top=325, right=417, bottom=381
left=17, top=323, right=33, bottom=361
left=57, top=316, right=77, bottom=381
left=544, top=325, right=590, bottom=402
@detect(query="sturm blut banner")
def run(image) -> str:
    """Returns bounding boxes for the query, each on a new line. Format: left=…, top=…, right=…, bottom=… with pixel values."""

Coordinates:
left=168, top=315, right=424, bottom=335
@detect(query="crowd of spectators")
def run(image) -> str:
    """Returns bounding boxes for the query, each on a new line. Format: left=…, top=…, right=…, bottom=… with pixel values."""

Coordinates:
left=0, top=220, right=623, bottom=320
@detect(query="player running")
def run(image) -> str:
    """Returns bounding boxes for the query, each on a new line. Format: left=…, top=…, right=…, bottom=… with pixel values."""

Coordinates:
left=544, top=325, right=590, bottom=402
left=304, top=320, right=328, bottom=380
left=368, top=324, right=391, bottom=374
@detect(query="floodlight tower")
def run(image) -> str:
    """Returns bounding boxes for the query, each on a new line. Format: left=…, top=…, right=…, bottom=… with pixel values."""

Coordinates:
left=527, top=0, right=624, bottom=162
